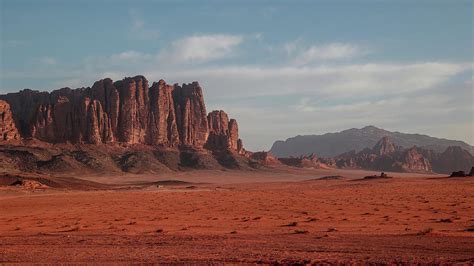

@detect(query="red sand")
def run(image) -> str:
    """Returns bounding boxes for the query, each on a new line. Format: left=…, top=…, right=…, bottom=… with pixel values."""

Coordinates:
left=1, top=169, right=473, bottom=263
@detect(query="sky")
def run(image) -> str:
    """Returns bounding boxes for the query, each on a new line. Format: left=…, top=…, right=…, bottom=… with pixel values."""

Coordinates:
left=1, top=0, right=473, bottom=150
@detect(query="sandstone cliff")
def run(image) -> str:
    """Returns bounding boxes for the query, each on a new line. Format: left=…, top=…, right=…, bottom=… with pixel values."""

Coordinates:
left=0, top=76, right=243, bottom=153
left=0, top=100, right=20, bottom=141
left=206, top=110, right=243, bottom=153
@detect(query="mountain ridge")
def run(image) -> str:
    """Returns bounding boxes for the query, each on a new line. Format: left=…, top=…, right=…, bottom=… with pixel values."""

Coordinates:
left=270, top=125, right=473, bottom=157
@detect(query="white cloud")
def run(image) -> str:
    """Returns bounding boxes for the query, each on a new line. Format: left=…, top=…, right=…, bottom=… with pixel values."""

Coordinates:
left=148, top=62, right=470, bottom=100
left=293, top=43, right=364, bottom=65
left=159, top=34, right=244, bottom=63
left=110, top=50, right=152, bottom=62
left=283, top=39, right=302, bottom=56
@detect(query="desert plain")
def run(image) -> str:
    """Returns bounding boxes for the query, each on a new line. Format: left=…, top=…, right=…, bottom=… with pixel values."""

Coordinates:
left=1, top=168, right=473, bottom=264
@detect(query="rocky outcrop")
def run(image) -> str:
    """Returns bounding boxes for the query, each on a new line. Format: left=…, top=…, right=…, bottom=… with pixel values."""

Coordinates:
left=205, top=110, right=243, bottom=152
left=332, top=137, right=472, bottom=174
left=278, top=154, right=329, bottom=168
left=398, top=147, right=432, bottom=173
left=228, top=119, right=239, bottom=151
left=250, top=151, right=280, bottom=165
left=148, top=80, right=179, bottom=146
left=334, top=137, right=433, bottom=173
left=270, top=125, right=474, bottom=157
left=207, top=110, right=230, bottom=150
left=0, top=100, right=20, bottom=141
left=173, top=82, right=209, bottom=147
left=0, top=76, right=243, bottom=152
left=237, top=139, right=244, bottom=154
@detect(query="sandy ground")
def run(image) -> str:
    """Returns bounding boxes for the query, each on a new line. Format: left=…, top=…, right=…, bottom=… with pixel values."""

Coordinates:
left=1, top=169, right=473, bottom=263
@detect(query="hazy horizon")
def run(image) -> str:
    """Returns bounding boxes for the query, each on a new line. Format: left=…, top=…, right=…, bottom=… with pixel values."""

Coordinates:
left=1, top=0, right=473, bottom=150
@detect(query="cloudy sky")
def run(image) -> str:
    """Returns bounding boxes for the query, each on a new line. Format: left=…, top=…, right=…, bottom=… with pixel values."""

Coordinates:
left=1, top=0, right=473, bottom=150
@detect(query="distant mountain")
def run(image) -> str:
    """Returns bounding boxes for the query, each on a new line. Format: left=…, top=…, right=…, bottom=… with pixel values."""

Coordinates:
left=270, top=126, right=474, bottom=157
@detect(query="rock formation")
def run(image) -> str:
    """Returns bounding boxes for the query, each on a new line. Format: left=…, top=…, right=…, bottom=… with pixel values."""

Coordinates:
left=0, top=76, right=243, bottom=153
left=331, top=136, right=473, bottom=174
left=0, top=100, right=20, bottom=141
left=334, top=137, right=433, bottom=173
left=173, top=82, right=209, bottom=148
left=398, top=147, right=432, bottom=173
left=270, top=125, right=474, bottom=157
left=250, top=152, right=280, bottom=165
left=148, top=80, right=180, bottom=146
left=206, top=110, right=243, bottom=152
left=372, top=136, right=400, bottom=155
left=278, top=153, right=329, bottom=168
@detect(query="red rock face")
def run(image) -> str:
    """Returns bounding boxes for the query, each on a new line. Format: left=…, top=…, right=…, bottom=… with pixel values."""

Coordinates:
left=91, top=78, right=119, bottom=141
left=228, top=119, right=239, bottom=151
left=115, top=76, right=145, bottom=144
left=206, top=110, right=242, bottom=152
left=207, top=110, right=229, bottom=149
left=173, top=82, right=209, bottom=148
left=32, top=103, right=55, bottom=142
left=0, top=100, right=20, bottom=141
left=148, top=80, right=179, bottom=146
left=0, top=76, right=244, bottom=152
left=237, top=139, right=244, bottom=154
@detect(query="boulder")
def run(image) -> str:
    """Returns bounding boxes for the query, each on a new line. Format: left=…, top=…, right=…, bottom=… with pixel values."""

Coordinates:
left=450, top=171, right=466, bottom=177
